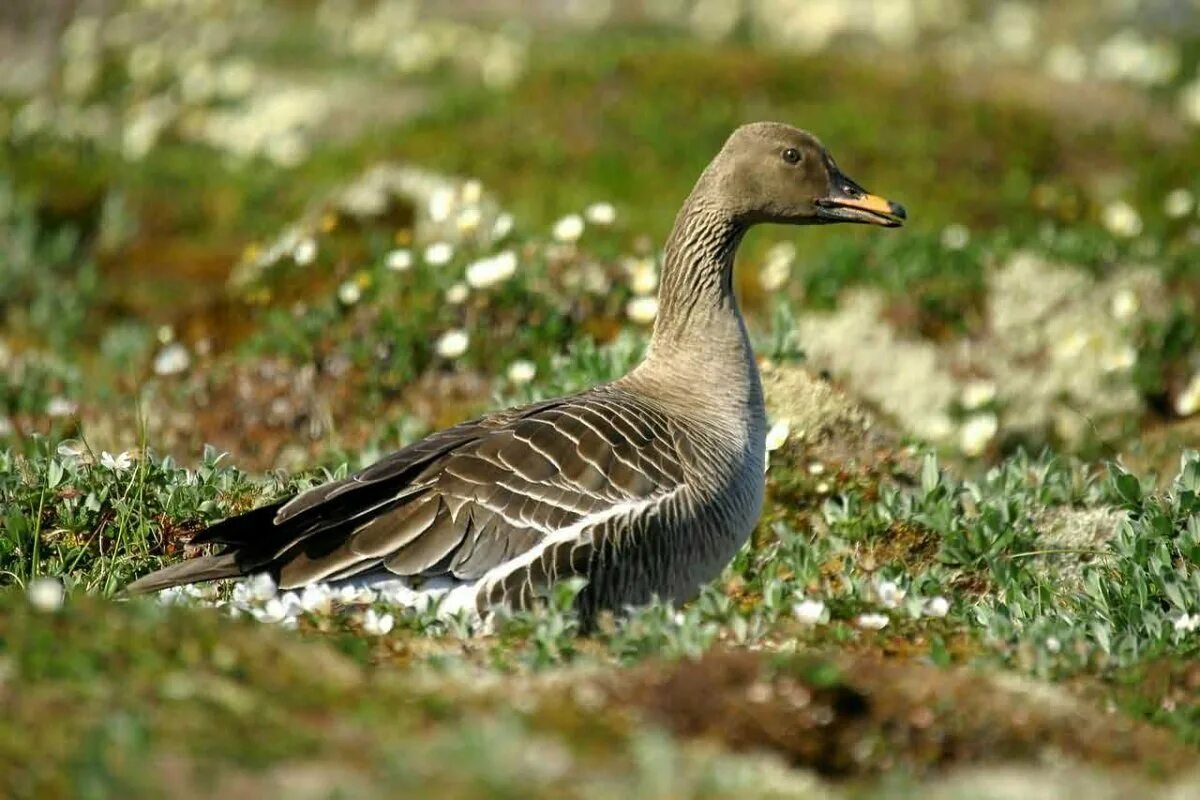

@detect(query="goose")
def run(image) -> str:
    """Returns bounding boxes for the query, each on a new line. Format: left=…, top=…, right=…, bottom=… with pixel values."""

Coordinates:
left=127, top=122, right=905, bottom=624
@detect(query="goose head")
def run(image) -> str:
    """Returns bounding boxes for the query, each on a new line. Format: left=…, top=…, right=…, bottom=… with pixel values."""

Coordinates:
left=707, top=122, right=906, bottom=228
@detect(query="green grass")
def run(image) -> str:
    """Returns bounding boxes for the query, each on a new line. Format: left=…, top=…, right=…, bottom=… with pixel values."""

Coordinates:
left=2, top=3, right=1200, bottom=796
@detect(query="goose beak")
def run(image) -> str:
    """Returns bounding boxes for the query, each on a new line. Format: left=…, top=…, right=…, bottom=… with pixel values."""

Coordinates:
left=814, top=167, right=906, bottom=227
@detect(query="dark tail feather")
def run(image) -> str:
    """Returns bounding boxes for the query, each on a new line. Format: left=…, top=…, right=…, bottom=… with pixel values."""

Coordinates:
left=124, top=552, right=244, bottom=596
left=190, top=498, right=290, bottom=547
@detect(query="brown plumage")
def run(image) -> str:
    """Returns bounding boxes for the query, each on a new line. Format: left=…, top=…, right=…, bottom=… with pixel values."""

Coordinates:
left=127, top=122, right=905, bottom=622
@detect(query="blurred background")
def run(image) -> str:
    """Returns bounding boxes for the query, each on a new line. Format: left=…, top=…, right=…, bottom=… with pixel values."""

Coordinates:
left=2, top=0, right=1199, bottom=474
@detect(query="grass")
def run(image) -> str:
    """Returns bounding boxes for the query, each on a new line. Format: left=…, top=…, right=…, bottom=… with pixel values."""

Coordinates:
left=2, top=2, right=1200, bottom=796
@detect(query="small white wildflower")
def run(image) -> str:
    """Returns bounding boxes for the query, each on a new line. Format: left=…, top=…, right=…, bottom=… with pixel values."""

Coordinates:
left=815, top=481, right=831, bottom=494
left=491, top=212, right=514, bottom=240
left=153, top=342, right=191, bottom=376
left=940, top=223, right=970, bottom=250
left=362, top=608, right=395, bottom=636
left=793, top=598, right=826, bottom=625
left=856, top=613, right=889, bottom=630
left=428, top=188, right=454, bottom=222
left=584, top=202, right=616, bottom=226
left=445, top=282, right=469, bottom=305
left=922, top=596, right=950, bottom=618
left=57, top=439, right=87, bottom=460
left=875, top=580, right=906, bottom=609
left=759, top=242, right=795, bottom=292
left=1181, top=78, right=1200, bottom=125
left=1176, top=374, right=1200, bottom=417
left=765, top=419, right=790, bottom=452
left=626, top=295, right=659, bottom=325
left=507, top=359, right=537, bottom=385
left=436, top=329, right=470, bottom=359
left=960, top=413, right=999, bottom=457
left=808, top=462, right=825, bottom=475
left=960, top=379, right=996, bottom=410
left=385, top=249, right=413, bottom=271
left=300, top=584, right=333, bottom=616
left=292, top=237, right=317, bottom=266
left=628, top=258, right=659, bottom=296
left=1045, top=636, right=1062, bottom=653
left=465, top=250, right=517, bottom=289
left=1101, top=345, right=1137, bottom=373
left=99, top=450, right=133, bottom=472
left=254, top=597, right=290, bottom=624
left=335, top=585, right=377, bottom=605
left=461, top=179, right=483, bottom=205
left=1102, top=200, right=1142, bottom=238
left=552, top=214, right=585, bottom=243
left=46, top=397, right=77, bottom=418
left=1164, top=188, right=1195, bottom=219
left=337, top=280, right=361, bottom=305
left=1044, top=43, right=1088, bottom=82
left=1173, top=613, right=1199, bottom=634
left=246, top=573, right=277, bottom=603
left=28, top=577, right=64, bottom=612
left=1110, top=288, right=1139, bottom=321
left=456, top=207, right=482, bottom=234
left=423, top=241, right=455, bottom=266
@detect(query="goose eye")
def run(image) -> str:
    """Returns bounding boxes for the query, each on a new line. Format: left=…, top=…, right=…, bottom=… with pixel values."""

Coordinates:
left=782, top=148, right=802, bottom=165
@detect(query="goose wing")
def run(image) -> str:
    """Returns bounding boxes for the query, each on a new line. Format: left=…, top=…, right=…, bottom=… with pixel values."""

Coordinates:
left=154, top=388, right=686, bottom=596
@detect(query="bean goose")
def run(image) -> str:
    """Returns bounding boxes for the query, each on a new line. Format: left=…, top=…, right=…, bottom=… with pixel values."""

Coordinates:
left=127, top=122, right=905, bottom=623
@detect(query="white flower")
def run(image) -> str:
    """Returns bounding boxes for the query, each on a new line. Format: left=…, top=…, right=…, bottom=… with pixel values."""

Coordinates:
left=1164, top=188, right=1195, bottom=219
left=362, top=608, right=395, bottom=636
left=461, top=179, right=483, bottom=205
left=626, top=296, right=659, bottom=325
left=1180, top=78, right=1200, bottom=125
left=337, top=280, right=361, bottom=305
left=922, top=596, right=950, bottom=618
left=424, top=241, right=455, bottom=266
left=856, top=612, right=889, bottom=630
left=445, top=282, right=469, bottom=305
left=1177, top=374, right=1200, bottom=417
left=1110, top=288, right=1139, bottom=321
left=465, top=250, right=517, bottom=289
left=1173, top=613, right=1199, bottom=634
left=46, top=397, right=77, bottom=418
left=457, top=207, right=482, bottom=233
left=243, top=573, right=278, bottom=604
left=436, top=329, right=470, bottom=359
left=57, top=439, right=87, bottom=461
left=254, top=597, right=290, bottom=624
left=765, top=419, right=790, bottom=452
left=292, top=237, right=317, bottom=266
left=1102, top=200, right=1142, bottom=238
left=552, top=214, right=585, bottom=243
left=1045, top=636, right=1062, bottom=653
left=1044, top=43, right=1087, bottom=82
left=627, top=258, right=659, bottom=295
left=960, top=379, right=996, bottom=411
left=793, top=598, right=826, bottom=625
left=300, top=584, right=333, bottom=616
left=428, top=187, right=454, bottom=222
left=28, top=577, right=64, bottom=612
left=940, top=223, right=970, bottom=251
left=100, top=451, right=133, bottom=472
left=153, top=342, right=191, bottom=376
left=507, top=359, right=537, bottom=385
left=759, top=242, right=794, bottom=292
left=1101, top=345, right=1137, bottom=373
left=875, top=579, right=906, bottom=609
left=492, top=212, right=514, bottom=240
left=959, top=413, right=999, bottom=456
left=386, top=249, right=413, bottom=271
left=584, top=202, right=616, bottom=226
